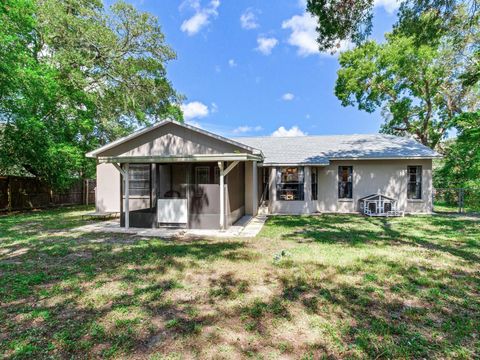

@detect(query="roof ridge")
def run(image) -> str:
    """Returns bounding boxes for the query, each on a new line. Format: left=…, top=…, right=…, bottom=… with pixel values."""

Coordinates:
left=232, top=133, right=398, bottom=139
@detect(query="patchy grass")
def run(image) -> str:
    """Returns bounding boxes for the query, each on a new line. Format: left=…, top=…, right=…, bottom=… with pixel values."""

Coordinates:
left=434, top=200, right=480, bottom=214
left=0, top=207, right=479, bottom=359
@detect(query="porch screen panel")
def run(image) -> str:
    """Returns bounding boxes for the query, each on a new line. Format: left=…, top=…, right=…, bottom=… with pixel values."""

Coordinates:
left=126, top=164, right=151, bottom=196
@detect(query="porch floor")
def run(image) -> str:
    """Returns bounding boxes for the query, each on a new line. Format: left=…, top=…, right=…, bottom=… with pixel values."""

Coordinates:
left=74, top=215, right=267, bottom=238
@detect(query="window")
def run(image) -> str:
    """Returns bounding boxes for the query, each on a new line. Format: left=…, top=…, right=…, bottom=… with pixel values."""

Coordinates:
left=262, top=168, right=269, bottom=201
left=311, top=167, right=318, bottom=201
left=407, top=166, right=422, bottom=199
left=276, top=167, right=304, bottom=201
left=214, top=166, right=220, bottom=184
left=195, top=166, right=210, bottom=185
left=126, top=164, right=150, bottom=196
left=338, top=166, right=353, bottom=199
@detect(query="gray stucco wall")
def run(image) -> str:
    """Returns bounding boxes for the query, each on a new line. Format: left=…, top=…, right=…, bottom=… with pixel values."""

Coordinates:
left=267, top=159, right=433, bottom=214
left=226, top=162, right=245, bottom=226
left=96, top=163, right=120, bottom=213
left=244, top=161, right=259, bottom=215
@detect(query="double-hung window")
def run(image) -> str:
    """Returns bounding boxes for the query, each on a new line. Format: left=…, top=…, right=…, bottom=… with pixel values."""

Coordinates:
left=311, top=167, right=318, bottom=201
left=276, top=167, right=304, bottom=201
left=407, top=166, right=422, bottom=199
left=338, top=166, right=353, bottom=199
left=126, top=164, right=150, bottom=196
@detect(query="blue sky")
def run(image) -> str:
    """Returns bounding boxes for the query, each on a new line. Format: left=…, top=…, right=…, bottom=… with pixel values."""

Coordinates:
left=125, top=0, right=400, bottom=137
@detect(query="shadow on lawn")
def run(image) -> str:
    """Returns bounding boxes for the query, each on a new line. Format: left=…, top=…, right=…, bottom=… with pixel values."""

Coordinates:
left=0, top=225, right=254, bottom=359
left=1, top=210, right=479, bottom=359
left=270, top=215, right=480, bottom=263
left=239, top=256, right=479, bottom=358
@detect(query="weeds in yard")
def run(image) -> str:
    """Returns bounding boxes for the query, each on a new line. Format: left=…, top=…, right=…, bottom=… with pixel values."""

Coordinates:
left=0, top=207, right=479, bottom=358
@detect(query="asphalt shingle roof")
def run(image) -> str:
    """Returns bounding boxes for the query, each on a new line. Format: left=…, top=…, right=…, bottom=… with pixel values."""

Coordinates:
left=233, top=134, right=440, bottom=165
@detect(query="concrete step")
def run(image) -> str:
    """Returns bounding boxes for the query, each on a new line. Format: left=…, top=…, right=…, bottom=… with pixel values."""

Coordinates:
left=258, top=201, right=269, bottom=215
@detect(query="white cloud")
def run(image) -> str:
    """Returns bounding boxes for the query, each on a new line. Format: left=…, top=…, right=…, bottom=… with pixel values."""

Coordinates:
left=240, top=8, right=259, bottom=30
left=180, top=0, right=220, bottom=36
left=282, top=93, right=295, bottom=101
left=271, top=126, right=306, bottom=137
left=282, top=12, right=353, bottom=57
left=374, top=0, right=400, bottom=14
left=282, top=13, right=318, bottom=56
left=181, top=101, right=209, bottom=121
left=256, top=36, right=278, bottom=55
left=228, top=59, right=237, bottom=67
left=233, top=125, right=263, bottom=134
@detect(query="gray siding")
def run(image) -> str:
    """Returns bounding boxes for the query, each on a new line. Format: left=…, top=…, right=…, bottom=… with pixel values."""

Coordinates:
left=98, top=122, right=251, bottom=158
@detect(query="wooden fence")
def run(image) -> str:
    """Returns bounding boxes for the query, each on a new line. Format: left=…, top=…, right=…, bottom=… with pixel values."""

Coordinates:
left=0, top=176, right=95, bottom=212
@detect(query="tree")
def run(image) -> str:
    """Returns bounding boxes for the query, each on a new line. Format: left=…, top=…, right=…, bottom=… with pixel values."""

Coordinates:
left=0, top=0, right=182, bottom=188
left=334, top=9, right=479, bottom=149
left=306, top=0, right=479, bottom=51
left=435, top=111, right=480, bottom=188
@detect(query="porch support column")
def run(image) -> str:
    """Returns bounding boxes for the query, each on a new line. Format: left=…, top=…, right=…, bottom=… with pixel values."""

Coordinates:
left=218, top=161, right=225, bottom=230
left=252, top=161, right=258, bottom=215
left=124, top=163, right=130, bottom=229
left=113, top=163, right=129, bottom=229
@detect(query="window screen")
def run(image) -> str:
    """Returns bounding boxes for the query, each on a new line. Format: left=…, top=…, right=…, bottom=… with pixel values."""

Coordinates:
left=127, top=164, right=150, bottom=196
left=276, top=167, right=304, bottom=201
left=195, top=167, right=210, bottom=185
left=338, top=166, right=353, bottom=199
left=407, top=166, right=422, bottom=199
left=311, top=167, right=318, bottom=201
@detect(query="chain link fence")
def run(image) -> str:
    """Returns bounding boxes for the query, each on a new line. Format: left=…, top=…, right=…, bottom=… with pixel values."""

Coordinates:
left=433, top=188, right=480, bottom=214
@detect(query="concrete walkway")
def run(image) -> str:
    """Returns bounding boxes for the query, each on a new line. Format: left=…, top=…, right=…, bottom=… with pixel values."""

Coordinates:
left=74, top=215, right=267, bottom=238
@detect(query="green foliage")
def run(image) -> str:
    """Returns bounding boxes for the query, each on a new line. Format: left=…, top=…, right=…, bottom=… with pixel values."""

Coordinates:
left=0, top=0, right=182, bottom=189
left=435, top=111, right=480, bottom=188
left=306, top=0, right=479, bottom=51
left=306, top=0, right=375, bottom=52
left=335, top=8, right=479, bottom=148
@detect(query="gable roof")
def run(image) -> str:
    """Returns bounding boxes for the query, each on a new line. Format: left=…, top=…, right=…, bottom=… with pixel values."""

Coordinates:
left=86, top=119, right=261, bottom=158
left=359, top=193, right=397, bottom=201
left=86, top=120, right=440, bottom=165
left=234, top=134, right=440, bottom=165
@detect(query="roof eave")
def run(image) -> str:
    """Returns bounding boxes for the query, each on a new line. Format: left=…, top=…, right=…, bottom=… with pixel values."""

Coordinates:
left=259, top=155, right=440, bottom=166
left=328, top=156, right=441, bottom=161
left=97, top=153, right=263, bottom=164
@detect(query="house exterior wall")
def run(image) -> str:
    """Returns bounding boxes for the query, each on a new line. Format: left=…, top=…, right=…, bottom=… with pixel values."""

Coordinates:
left=226, top=162, right=245, bottom=226
left=244, top=161, right=259, bottom=215
left=317, top=159, right=432, bottom=213
left=96, top=163, right=121, bottom=213
left=97, top=122, right=251, bottom=158
left=266, top=159, right=433, bottom=214
left=268, top=165, right=317, bottom=214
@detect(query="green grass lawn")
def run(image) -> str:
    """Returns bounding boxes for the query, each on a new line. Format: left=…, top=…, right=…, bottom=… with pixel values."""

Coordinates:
left=0, top=207, right=479, bottom=359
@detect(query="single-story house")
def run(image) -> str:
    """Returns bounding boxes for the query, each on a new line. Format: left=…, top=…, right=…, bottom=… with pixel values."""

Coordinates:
left=86, top=119, right=440, bottom=229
